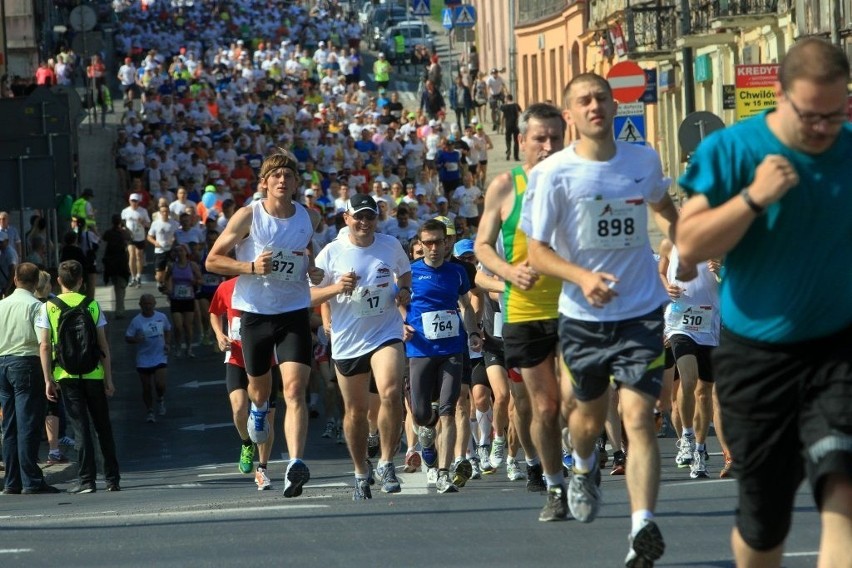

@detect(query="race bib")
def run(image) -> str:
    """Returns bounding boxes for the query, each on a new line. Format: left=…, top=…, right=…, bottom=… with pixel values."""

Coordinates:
left=229, top=316, right=242, bottom=341
left=351, top=285, right=387, bottom=318
left=577, top=198, right=647, bottom=250
left=174, top=284, right=194, bottom=299
left=268, top=248, right=306, bottom=282
left=422, top=310, right=460, bottom=340
left=144, top=321, right=164, bottom=338
left=670, top=305, right=714, bottom=334
left=445, top=162, right=459, bottom=172
left=202, top=273, right=222, bottom=287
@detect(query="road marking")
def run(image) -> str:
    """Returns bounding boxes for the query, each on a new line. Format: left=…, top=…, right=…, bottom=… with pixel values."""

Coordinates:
left=307, top=482, right=349, bottom=488
left=180, top=422, right=233, bottom=432
left=662, top=478, right=735, bottom=488
left=180, top=379, right=226, bottom=389
left=783, top=551, right=819, bottom=557
left=0, top=549, right=33, bottom=554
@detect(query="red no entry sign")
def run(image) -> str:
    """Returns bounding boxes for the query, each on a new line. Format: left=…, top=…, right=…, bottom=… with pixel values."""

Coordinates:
left=607, top=61, right=647, bottom=103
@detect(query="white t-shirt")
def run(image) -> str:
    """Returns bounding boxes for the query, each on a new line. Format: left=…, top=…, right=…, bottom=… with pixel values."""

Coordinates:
left=121, top=205, right=151, bottom=242
left=663, top=246, right=720, bottom=346
left=313, top=233, right=410, bottom=360
left=452, top=185, right=482, bottom=218
left=125, top=311, right=172, bottom=367
left=521, top=141, right=670, bottom=322
left=169, top=199, right=197, bottom=220
left=148, top=218, right=178, bottom=253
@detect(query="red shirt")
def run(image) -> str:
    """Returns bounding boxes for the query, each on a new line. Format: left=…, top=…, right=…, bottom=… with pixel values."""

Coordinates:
left=208, top=277, right=245, bottom=367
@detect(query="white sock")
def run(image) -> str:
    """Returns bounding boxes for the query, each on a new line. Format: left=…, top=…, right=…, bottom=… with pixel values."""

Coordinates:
left=683, top=427, right=695, bottom=437
left=544, top=472, right=565, bottom=489
left=572, top=451, right=596, bottom=473
left=696, top=443, right=706, bottom=453
left=250, top=401, right=269, bottom=414
left=526, top=456, right=540, bottom=467
left=631, top=510, right=654, bottom=535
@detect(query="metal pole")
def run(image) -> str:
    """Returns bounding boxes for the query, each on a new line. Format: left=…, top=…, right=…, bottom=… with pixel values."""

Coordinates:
left=508, top=0, right=517, bottom=99
left=680, top=0, right=695, bottom=116
left=830, top=0, right=841, bottom=47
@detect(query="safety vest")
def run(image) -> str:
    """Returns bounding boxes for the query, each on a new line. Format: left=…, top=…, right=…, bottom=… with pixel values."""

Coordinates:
left=71, top=197, right=97, bottom=230
left=394, top=35, right=405, bottom=55
left=374, top=60, right=391, bottom=82
left=45, top=292, right=105, bottom=380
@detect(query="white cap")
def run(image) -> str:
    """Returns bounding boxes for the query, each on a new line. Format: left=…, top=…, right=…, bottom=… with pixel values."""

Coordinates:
left=358, top=80, right=367, bottom=87
left=129, top=193, right=142, bottom=201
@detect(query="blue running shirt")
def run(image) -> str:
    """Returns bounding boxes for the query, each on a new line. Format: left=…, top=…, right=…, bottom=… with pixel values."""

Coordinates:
left=406, top=259, right=471, bottom=357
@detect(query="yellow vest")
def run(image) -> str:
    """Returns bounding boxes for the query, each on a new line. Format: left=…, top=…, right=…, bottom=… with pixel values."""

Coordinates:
left=374, top=60, right=391, bottom=82
left=71, top=197, right=97, bottom=229
left=46, top=292, right=105, bottom=380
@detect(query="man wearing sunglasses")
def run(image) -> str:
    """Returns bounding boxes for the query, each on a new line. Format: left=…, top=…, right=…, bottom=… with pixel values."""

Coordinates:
left=310, top=194, right=412, bottom=500
left=677, top=38, right=851, bottom=567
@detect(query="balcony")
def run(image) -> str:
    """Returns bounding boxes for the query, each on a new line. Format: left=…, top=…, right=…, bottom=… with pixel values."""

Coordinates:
left=692, top=0, right=780, bottom=32
left=517, top=0, right=571, bottom=26
left=624, top=2, right=679, bottom=61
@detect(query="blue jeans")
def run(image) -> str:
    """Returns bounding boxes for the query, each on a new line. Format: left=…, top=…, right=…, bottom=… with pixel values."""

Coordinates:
left=0, top=355, right=47, bottom=491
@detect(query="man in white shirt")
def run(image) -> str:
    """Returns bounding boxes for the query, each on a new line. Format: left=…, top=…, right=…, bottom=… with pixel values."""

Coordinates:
left=121, top=193, right=151, bottom=288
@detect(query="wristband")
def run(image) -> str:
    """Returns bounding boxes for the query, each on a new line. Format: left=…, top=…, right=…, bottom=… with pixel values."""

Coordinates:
left=251, top=261, right=255, bottom=274
left=740, top=189, right=764, bottom=216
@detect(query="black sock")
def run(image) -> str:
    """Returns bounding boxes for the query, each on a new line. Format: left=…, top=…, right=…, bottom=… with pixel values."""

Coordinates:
left=242, top=439, right=252, bottom=447
left=258, top=463, right=267, bottom=470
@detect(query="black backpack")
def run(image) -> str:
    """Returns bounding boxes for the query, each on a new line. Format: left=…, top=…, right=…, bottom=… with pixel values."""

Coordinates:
left=49, top=296, right=102, bottom=376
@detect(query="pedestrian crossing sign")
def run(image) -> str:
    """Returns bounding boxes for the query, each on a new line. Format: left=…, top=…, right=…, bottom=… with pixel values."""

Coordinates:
left=412, top=0, right=430, bottom=16
left=442, top=7, right=454, bottom=29
left=616, top=117, right=644, bottom=143
left=452, top=5, right=477, bottom=28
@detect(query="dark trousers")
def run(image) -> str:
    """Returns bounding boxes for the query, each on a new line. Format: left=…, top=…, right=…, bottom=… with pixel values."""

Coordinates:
left=505, top=126, right=520, bottom=160
left=0, top=355, right=46, bottom=490
left=60, top=378, right=120, bottom=485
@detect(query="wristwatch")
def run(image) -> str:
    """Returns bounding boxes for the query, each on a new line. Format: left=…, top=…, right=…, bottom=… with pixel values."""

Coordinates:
left=740, top=189, right=765, bottom=216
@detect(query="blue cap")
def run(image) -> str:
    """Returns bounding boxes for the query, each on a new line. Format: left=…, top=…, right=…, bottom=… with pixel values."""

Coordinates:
left=453, top=239, right=474, bottom=258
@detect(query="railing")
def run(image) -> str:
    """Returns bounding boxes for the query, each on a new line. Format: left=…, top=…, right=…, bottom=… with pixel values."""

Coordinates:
left=625, top=2, right=678, bottom=54
left=517, top=0, right=572, bottom=25
left=690, top=0, right=780, bottom=32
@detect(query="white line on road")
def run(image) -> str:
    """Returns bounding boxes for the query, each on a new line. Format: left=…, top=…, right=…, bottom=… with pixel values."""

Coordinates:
left=180, top=422, right=233, bottom=432
left=179, top=379, right=226, bottom=389
left=783, top=551, right=819, bottom=557
left=662, top=478, right=735, bottom=488
left=0, top=549, right=33, bottom=554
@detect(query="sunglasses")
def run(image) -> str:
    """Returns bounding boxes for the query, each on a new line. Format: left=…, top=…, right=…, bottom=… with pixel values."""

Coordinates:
left=420, top=238, right=444, bottom=248
left=352, top=211, right=377, bottom=221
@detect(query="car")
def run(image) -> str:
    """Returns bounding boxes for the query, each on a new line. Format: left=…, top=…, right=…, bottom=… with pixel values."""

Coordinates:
left=371, top=5, right=410, bottom=50
left=383, top=21, right=435, bottom=60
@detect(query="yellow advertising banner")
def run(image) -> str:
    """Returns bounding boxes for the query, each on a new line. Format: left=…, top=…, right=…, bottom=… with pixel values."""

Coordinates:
left=735, top=64, right=779, bottom=121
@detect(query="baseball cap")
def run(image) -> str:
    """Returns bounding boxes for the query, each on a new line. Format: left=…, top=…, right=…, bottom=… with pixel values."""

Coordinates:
left=470, top=116, right=479, bottom=124
left=347, top=194, right=379, bottom=215
left=436, top=196, right=448, bottom=204
left=129, top=193, right=142, bottom=202
left=0, top=230, right=8, bottom=242
left=304, top=188, right=316, bottom=197
left=204, top=184, right=217, bottom=193
left=453, top=239, right=475, bottom=258
left=407, top=112, right=416, bottom=119
left=433, top=216, right=456, bottom=236
left=358, top=80, right=367, bottom=87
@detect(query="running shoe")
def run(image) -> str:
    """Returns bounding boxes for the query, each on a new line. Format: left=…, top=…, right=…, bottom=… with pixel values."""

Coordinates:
left=367, top=432, right=380, bottom=459
left=611, top=450, right=626, bottom=476
left=597, top=436, right=609, bottom=468
left=675, top=433, right=696, bottom=468
left=255, top=467, right=271, bottom=490
left=238, top=444, right=254, bottom=474
left=426, top=467, right=438, bottom=487
left=526, top=462, right=546, bottom=492
left=625, top=519, right=665, bottom=567
left=403, top=450, right=421, bottom=473
left=417, top=425, right=436, bottom=449
left=539, top=485, right=568, bottom=522
left=365, top=458, right=376, bottom=486
left=377, top=462, right=401, bottom=493
left=451, top=458, right=473, bottom=488
left=353, top=477, right=372, bottom=500
left=282, top=459, right=310, bottom=498
left=689, top=450, right=709, bottom=479
left=421, top=445, right=438, bottom=469
left=59, top=436, right=76, bottom=447
left=720, top=455, right=734, bottom=479
left=247, top=404, right=270, bottom=444
left=321, top=420, right=335, bottom=439
left=489, top=437, right=506, bottom=467
left=506, top=459, right=525, bottom=481
left=146, top=411, right=156, bottom=423
left=469, top=457, right=482, bottom=480
left=157, top=399, right=167, bottom=416
left=46, top=452, right=69, bottom=465
left=436, top=469, right=458, bottom=494
left=336, top=425, right=345, bottom=445
left=568, top=459, right=602, bottom=523
left=477, top=445, right=494, bottom=474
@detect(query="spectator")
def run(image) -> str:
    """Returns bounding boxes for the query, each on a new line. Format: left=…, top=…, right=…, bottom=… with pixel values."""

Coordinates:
left=101, top=214, right=132, bottom=319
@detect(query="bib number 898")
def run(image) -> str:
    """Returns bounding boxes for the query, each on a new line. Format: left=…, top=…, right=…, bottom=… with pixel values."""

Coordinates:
left=597, top=218, right=635, bottom=237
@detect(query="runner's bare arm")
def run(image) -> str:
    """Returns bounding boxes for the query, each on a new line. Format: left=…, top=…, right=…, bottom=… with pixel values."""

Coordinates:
left=458, top=293, right=482, bottom=352
left=205, top=206, right=269, bottom=276
left=649, top=193, right=678, bottom=244
left=474, top=172, right=537, bottom=290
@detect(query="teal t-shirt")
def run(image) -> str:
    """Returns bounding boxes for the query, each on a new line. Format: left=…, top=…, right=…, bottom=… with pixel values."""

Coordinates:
left=679, top=111, right=852, bottom=343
